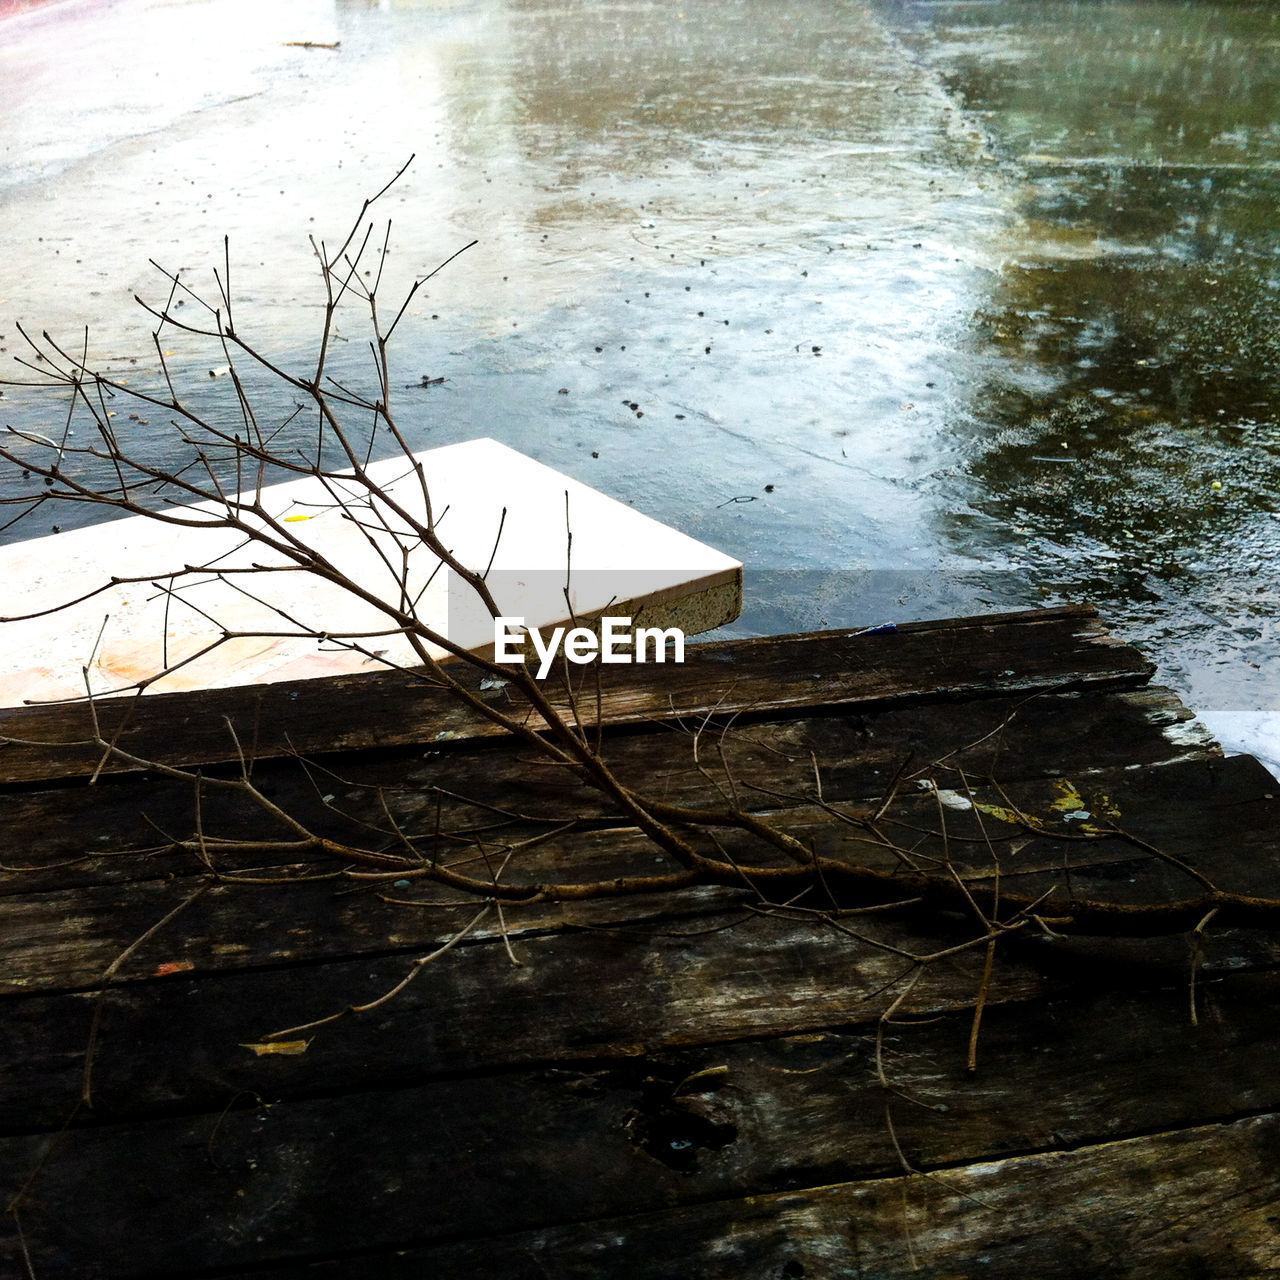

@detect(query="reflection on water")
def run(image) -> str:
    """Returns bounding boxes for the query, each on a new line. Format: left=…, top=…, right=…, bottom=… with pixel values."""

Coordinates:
left=0, top=0, right=1003, bottom=585
left=898, top=0, right=1280, bottom=167
left=891, top=0, right=1280, bottom=755
left=954, top=253, right=1280, bottom=571
left=0, top=0, right=1276, bottom=759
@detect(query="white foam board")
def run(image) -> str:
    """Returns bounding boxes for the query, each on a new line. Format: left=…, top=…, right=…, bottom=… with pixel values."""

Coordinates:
left=0, top=439, right=741, bottom=704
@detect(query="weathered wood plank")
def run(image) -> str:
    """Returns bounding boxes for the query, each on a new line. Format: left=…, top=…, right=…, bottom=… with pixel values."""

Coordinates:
left=4, top=972, right=1279, bottom=1276
left=6, top=766, right=1280, bottom=1134
left=229, top=1113, right=1280, bottom=1280
left=0, top=607, right=1266, bottom=1280
left=0, top=683, right=1214, bottom=898
left=0, top=907, right=1052, bottom=1132
left=0, top=605, right=1154, bottom=783
left=3, top=754, right=1273, bottom=998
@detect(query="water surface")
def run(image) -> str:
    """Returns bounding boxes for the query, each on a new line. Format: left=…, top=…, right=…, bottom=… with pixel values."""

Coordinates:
left=1, top=0, right=1275, bottom=764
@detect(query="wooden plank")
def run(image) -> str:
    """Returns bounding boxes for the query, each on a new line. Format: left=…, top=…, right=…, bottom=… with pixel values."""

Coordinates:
left=0, top=683, right=1216, bottom=898
left=6, top=746, right=1280, bottom=1131
left=0, top=906, right=1052, bottom=1131
left=4, top=971, right=1279, bottom=1275
left=3, top=753, right=1273, bottom=999
left=0, top=605, right=1155, bottom=783
left=0, top=609, right=1262, bottom=1280
left=226, top=1113, right=1280, bottom=1280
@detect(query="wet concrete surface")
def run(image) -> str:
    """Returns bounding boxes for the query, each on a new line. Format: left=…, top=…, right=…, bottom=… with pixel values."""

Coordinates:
left=0, top=0, right=1275, bottom=765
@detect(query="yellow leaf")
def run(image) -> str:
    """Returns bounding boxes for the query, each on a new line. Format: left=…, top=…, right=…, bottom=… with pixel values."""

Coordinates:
left=241, top=1039, right=310, bottom=1056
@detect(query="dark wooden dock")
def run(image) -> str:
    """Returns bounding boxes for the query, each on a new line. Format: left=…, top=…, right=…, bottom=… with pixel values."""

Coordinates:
left=3, top=604, right=1279, bottom=1278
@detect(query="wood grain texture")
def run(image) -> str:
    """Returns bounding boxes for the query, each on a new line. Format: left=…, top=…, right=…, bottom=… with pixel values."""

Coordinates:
left=219, top=1113, right=1280, bottom=1280
left=1, top=608, right=1274, bottom=1279
left=0, top=683, right=1213, bottom=900
left=3, top=972, right=1279, bottom=1274
left=3, top=753, right=1273, bottom=999
left=0, top=605, right=1152, bottom=783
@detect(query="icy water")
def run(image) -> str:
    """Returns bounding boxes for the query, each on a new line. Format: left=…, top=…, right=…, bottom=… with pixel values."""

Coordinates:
left=0, top=0, right=1276, bottom=766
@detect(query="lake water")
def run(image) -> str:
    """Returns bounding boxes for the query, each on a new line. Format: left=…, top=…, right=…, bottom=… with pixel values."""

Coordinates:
left=1, top=0, right=1276, bottom=769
